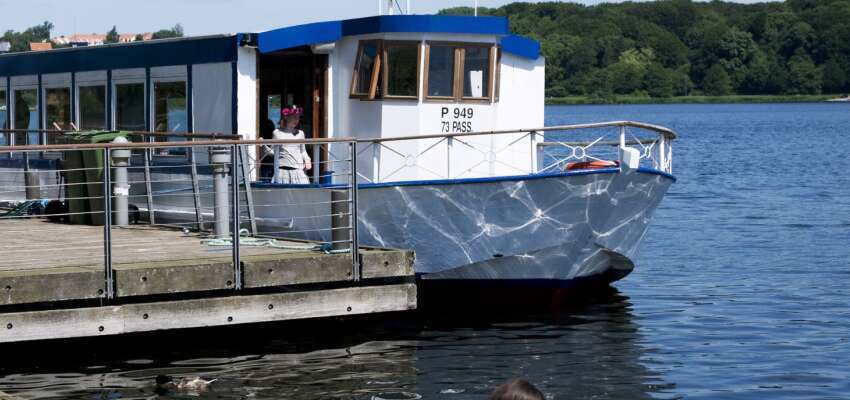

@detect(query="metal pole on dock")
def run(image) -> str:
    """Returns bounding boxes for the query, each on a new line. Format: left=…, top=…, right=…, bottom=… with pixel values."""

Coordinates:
left=102, top=148, right=114, bottom=299
left=231, top=145, right=242, bottom=290
left=209, top=146, right=231, bottom=238
left=348, top=142, right=360, bottom=282
left=110, top=137, right=131, bottom=226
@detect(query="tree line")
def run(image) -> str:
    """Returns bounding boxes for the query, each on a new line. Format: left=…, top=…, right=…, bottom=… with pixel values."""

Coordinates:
left=440, top=0, right=850, bottom=98
left=1, top=22, right=183, bottom=52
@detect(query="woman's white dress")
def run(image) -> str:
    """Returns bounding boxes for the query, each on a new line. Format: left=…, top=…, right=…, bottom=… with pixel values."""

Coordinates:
left=270, top=129, right=311, bottom=184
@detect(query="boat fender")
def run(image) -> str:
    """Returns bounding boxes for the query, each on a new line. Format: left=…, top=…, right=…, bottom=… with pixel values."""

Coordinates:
left=618, top=146, right=641, bottom=172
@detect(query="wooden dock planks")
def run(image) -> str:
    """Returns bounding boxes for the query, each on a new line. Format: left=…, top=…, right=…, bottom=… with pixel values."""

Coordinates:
left=0, top=218, right=416, bottom=342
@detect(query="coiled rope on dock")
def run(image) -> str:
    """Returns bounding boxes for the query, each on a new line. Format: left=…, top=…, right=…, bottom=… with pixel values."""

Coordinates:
left=201, top=230, right=349, bottom=254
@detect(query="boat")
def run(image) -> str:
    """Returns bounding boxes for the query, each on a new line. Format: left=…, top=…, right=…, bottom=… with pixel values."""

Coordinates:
left=0, top=4, right=676, bottom=296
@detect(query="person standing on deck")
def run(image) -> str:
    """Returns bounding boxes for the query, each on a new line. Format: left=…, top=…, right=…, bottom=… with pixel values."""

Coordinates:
left=267, top=105, right=312, bottom=184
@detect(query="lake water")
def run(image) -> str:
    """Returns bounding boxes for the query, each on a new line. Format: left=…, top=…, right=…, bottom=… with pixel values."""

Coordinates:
left=1, top=103, right=849, bottom=399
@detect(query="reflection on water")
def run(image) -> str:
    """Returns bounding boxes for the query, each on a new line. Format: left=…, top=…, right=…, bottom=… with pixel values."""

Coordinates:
left=0, top=290, right=673, bottom=400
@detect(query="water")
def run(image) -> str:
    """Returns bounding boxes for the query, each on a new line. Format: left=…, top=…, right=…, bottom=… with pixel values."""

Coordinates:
left=2, top=103, right=849, bottom=399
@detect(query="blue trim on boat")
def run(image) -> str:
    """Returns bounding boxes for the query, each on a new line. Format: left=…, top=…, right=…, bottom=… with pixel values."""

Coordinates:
left=501, top=35, right=541, bottom=60
left=251, top=168, right=677, bottom=190
left=0, top=35, right=238, bottom=77
left=255, top=15, right=538, bottom=59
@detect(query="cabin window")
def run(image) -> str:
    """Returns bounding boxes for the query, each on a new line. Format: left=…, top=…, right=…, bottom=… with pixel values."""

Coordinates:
left=115, top=83, right=145, bottom=131
left=78, top=85, right=106, bottom=130
left=351, top=40, right=421, bottom=100
left=154, top=81, right=187, bottom=133
left=425, top=42, right=497, bottom=102
left=45, top=88, right=71, bottom=131
left=425, top=45, right=455, bottom=99
left=14, top=89, right=38, bottom=145
left=351, top=41, right=381, bottom=98
left=383, top=42, right=420, bottom=98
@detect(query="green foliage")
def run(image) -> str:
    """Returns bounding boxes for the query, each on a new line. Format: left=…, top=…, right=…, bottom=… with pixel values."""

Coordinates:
left=152, top=24, right=184, bottom=40
left=703, top=64, right=733, bottom=95
left=442, top=0, right=850, bottom=97
left=2, top=21, right=53, bottom=52
left=105, top=26, right=119, bottom=44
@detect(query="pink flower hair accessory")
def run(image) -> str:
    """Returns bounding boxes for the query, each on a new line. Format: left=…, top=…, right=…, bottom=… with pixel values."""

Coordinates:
left=281, top=105, right=304, bottom=118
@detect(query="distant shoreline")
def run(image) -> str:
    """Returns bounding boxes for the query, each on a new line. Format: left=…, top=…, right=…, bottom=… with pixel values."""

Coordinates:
left=546, top=94, right=844, bottom=105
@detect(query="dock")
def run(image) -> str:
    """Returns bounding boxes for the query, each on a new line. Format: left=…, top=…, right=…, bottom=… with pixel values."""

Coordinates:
left=0, top=219, right=415, bottom=343
left=0, top=135, right=417, bottom=344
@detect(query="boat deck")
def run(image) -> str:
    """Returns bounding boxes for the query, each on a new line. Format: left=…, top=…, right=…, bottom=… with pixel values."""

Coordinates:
left=0, top=218, right=415, bottom=343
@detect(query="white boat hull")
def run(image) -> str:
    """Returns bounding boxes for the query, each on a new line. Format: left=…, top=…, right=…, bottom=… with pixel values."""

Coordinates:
left=131, top=168, right=673, bottom=285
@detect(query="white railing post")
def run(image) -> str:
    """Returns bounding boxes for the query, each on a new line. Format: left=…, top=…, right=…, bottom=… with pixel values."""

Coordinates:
left=372, top=143, right=380, bottom=183
left=658, top=134, right=667, bottom=173
left=447, top=136, right=453, bottom=179
left=530, top=131, right=538, bottom=174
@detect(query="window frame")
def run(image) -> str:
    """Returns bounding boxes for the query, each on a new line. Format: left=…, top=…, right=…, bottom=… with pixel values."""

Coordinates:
left=424, top=41, right=498, bottom=104
left=350, top=39, right=422, bottom=101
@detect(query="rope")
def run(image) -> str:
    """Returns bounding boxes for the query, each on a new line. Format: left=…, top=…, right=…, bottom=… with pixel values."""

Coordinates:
left=201, top=230, right=349, bottom=254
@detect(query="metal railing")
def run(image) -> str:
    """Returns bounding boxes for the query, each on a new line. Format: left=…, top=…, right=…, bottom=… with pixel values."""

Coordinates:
left=354, top=121, right=675, bottom=183
left=0, top=135, right=361, bottom=303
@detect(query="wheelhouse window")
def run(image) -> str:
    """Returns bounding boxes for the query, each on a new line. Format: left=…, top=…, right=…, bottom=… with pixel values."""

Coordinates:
left=78, top=85, right=106, bottom=130
left=425, top=43, right=497, bottom=102
left=351, top=40, right=420, bottom=100
left=425, top=45, right=455, bottom=99
left=14, top=89, right=38, bottom=145
left=115, top=83, right=145, bottom=131
left=45, top=87, right=71, bottom=130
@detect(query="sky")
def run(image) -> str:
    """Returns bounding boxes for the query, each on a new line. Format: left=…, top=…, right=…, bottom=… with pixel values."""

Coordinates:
left=0, top=0, right=534, bottom=37
left=1, top=0, right=773, bottom=38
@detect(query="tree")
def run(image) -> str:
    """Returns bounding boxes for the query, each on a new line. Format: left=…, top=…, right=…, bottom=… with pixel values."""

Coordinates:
left=702, top=64, right=733, bottom=96
left=644, top=63, right=675, bottom=97
left=2, top=21, right=53, bottom=52
left=152, top=24, right=184, bottom=40
left=787, top=54, right=822, bottom=94
left=105, top=26, right=119, bottom=44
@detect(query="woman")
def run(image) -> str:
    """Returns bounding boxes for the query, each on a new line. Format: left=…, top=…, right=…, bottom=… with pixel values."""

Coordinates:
left=268, top=105, right=312, bottom=184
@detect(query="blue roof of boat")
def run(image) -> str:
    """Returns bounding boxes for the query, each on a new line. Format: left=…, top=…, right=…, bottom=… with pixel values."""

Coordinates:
left=255, top=15, right=538, bottom=58
left=0, top=15, right=540, bottom=77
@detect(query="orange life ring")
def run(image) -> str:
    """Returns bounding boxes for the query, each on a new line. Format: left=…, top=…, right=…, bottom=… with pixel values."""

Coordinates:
left=564, top=160, right=619, bottom=171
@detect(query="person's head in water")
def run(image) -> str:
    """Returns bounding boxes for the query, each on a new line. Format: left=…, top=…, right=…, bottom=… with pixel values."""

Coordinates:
left=489, top=379, right=545, bottom=400
left=281, top=105, right=303, bottom=131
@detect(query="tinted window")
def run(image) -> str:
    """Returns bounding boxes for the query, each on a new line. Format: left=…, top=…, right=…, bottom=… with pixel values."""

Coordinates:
left=385, top=43, right=418, bottom=97
left=14, top=89, right=38, bottom=145
left=154, top=81, right=186, bottom=133
left=79, top=85, right=106, bottom=130
left=115, top=83, right=145, bottom=131
left=46, top=87, right=71, bottom=130
left=463, top=47, right=490, bottom=98
left=427, top=46, right=455, bottom=97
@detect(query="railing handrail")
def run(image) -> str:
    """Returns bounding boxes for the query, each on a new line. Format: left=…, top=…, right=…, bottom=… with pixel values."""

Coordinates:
left=0, top=137, right=356, bottom=152
left=354, top=121, right=677, bottom=144
left=0, top=128, right=241, bottom=140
